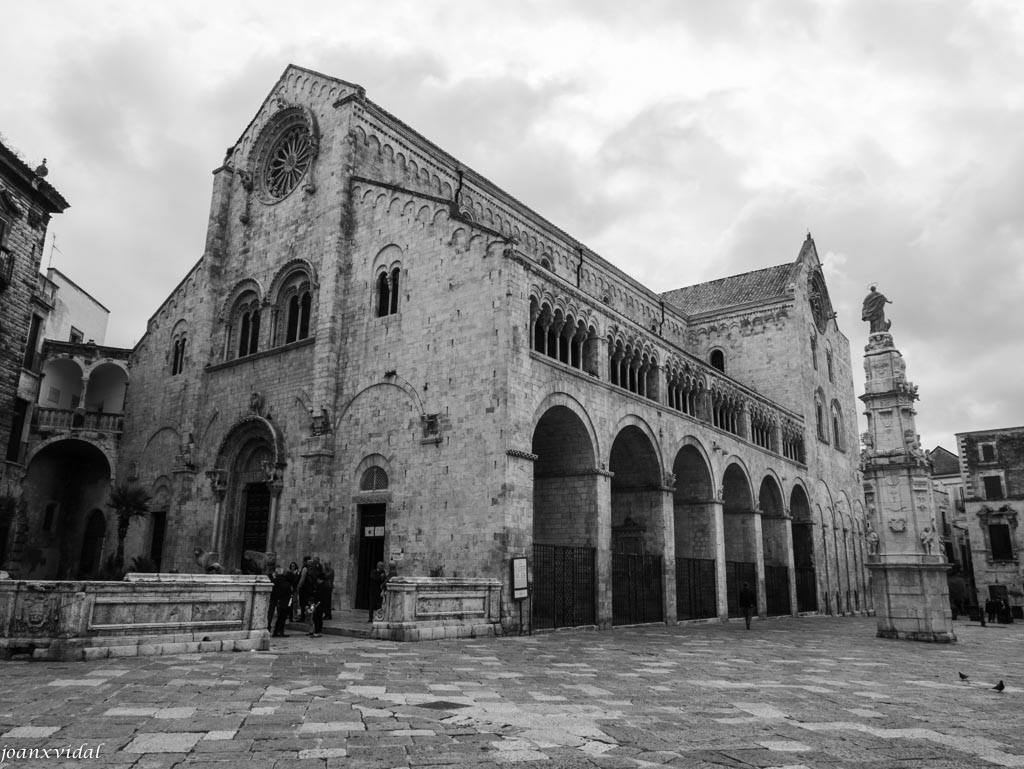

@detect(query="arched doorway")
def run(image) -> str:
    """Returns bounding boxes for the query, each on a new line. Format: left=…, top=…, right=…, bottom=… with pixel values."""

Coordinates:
left=531, top=405, right=598, bottom=629
left=20, top=438, right=112, bottom=579
left=609, top=425, right=663, bottom=626
left=215, top=416, right=284, bottom=571
left=722, top=463, right=755, bottom=618
left=672, top=444, right=716, bottom=619
left=355, top=466, right=389, bottom=612
left=759, top=477, right=790, bottom=616
left=790, top=485, right=817, bottom=612
left=79, top=509, right=107, bottom=579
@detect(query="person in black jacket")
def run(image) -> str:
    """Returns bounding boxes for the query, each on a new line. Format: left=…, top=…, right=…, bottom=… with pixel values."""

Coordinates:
left=368, top=561, right=387, bottom=622
left=310, top=573, right=330, bottom=637
left=269, top=566, right=293, bottom=638
left=739, top=582, right=756, bottom=630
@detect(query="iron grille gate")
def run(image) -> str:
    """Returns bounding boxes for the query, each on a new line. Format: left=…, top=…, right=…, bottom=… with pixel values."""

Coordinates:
left=765, top=565, right=791, bottom=616
left=532, top=544, right=596, bottom=630
left=676, top=558, right=717, bottom=620
left=726, top=561, right=757, bottom=618
left=612, top=553, right=663, bottom=626
left=795, top=566, right=818, bottom=612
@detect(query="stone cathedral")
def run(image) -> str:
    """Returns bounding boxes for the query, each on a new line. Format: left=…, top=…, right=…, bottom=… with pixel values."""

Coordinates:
left=35, top=65, right=871, bottom=631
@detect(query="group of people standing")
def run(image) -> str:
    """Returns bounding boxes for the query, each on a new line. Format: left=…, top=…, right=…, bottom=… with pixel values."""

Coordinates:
left=268, top=555, right=334, bottom=638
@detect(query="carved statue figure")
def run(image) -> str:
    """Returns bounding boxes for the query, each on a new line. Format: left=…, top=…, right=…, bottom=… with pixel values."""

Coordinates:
left=920, top=525, right=936, bottom=555
left=249, top=391, right=264, bottom=415
left=866, top=524, right=880, bottom=555
left=862, top=285, right=892, bottom=333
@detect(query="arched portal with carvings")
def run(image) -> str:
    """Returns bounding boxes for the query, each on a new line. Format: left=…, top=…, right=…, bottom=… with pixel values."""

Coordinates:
left=212, top=416, right=285, bottom=571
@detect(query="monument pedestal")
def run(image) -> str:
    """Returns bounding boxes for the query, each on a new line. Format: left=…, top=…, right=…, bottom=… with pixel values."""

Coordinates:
left=859, top=327, right=955, bottom=643
left=869, top=557, right=954, bottom=642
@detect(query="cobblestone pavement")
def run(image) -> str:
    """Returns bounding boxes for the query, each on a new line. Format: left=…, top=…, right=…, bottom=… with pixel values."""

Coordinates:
left=1, top=616, right=1022, bottom=768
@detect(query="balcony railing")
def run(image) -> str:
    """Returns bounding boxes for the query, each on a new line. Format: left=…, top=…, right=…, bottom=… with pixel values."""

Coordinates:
left=33, top=407, right=124, bottom=434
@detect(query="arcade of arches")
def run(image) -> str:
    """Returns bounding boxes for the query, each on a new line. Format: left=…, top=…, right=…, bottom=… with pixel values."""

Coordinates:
left=530, top=405, right=867, bottom=630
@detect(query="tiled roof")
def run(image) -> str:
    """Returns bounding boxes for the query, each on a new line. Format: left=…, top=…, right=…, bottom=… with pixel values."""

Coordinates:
left=660, top=263, right=797, bottom=316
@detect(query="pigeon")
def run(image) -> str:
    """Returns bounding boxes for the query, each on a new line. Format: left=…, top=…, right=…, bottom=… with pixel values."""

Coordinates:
left=959, top=672, right=969, bottom=680
left=994, top=680, right=1005, bottom=692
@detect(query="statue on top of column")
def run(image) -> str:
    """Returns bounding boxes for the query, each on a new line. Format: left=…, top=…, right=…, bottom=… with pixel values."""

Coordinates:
left=862, top=285, right=892, bottom=333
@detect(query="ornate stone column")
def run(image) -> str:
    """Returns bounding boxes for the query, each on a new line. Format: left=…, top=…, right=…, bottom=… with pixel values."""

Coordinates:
left=861, top=328, right=954, bottom=642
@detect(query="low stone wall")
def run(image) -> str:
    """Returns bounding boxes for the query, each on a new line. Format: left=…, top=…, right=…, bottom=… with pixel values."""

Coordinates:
left=0, top=573, right=271, bottom=660
left=373, top=576, right=503, bottom=641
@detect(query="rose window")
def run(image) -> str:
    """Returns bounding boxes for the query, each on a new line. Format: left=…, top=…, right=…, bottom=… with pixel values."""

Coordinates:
left=252, top=107, right=318, bottom=204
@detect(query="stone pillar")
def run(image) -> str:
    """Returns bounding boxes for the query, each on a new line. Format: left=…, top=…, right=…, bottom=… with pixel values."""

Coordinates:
left=656, top=479, right=677, bottom=624
left=595, top=468, right=614, bottom=629
left=783, top=510, right=798, bottom=616
left=711, top=497, right=728, bottom=620
left=861, top=330, right=954, bottom=642
left=753, top=509, right=766, bottom=618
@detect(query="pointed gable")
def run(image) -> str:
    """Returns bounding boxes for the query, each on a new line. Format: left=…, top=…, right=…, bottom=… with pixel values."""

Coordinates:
left=929, top=445, right=961, bottom=476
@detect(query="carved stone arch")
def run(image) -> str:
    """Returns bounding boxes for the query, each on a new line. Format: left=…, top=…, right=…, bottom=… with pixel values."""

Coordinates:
left=373, top=192, right=387, bottom=209
left=367, top=134, right=381, bottom=156
left=372, top=244, right=404, bottom=274
left=467, top=234, right=484, bottom=252
left=531, top=391, right=601, bottom=465
left=151, top=475, right=174, bottom=510
left=219, top=278, right=264, bottom=322
left=758, top=470, right=786, bottom=513
left=395, top=151, right=406, bottom=170
left=430, top=173, right=441, bottom=193
left=485, top=240, right=505, bottom=258
left=441, top=181, right=453, bottom=198
left=388, top=196, right=404, bottom=216
left=24, top=436, right=118, bottom=484
left=416, top=205, right=431, bottom=223
left=407, top=157, right=419, bottom=178
left=608, top=413, right=664, bottom=469
left=354, top=453, right=393, bottom=485
left=215, top=415, right=287, bottom=470
left=268, top=258, right=319, bottom=303
left=450, top=227, right=468, bottom=249
left=382, top=143, right=394, bottom=163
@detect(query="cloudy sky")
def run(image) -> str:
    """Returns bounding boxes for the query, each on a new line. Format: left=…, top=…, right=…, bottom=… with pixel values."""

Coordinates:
left=5, top=0, right=1023, bottom=453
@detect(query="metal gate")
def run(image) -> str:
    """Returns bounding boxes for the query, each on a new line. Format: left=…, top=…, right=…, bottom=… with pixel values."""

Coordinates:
left=532, top=544, right=596, bottom=630
left=765, top=565, right=791, bottom=616
left=676, top=557, right=717, bottom=620
left=795, top=566, right=818, bottom=612
left=612, top=553, right=663, bottom=626
left=726, top=561, right=757, bottom=618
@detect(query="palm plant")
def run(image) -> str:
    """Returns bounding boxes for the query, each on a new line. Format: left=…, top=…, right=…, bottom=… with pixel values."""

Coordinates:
left=107, top=484, right=152, bottom=577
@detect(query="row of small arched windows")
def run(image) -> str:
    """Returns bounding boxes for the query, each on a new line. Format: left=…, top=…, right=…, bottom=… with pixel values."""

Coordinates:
left=815, top=392, right=846, bottom=450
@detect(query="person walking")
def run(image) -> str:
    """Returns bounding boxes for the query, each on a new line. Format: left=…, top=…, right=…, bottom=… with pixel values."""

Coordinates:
left=368, top=560, right=387, bottom=622
left=739, top=582, right=756, bottom=630
left=269, top=566, right=292, bottom=638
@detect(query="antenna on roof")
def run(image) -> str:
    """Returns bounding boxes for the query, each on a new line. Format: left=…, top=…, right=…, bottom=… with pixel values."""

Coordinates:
left=47, top=232, right=61, bottom=269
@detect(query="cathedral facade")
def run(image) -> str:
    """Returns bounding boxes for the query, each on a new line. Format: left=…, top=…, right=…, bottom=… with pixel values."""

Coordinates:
left=114, top=65, right=866, bottom=630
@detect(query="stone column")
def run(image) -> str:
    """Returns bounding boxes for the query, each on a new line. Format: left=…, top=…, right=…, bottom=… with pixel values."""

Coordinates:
left=861, top=330, right=954, bottom=642
left=595, top=467, right=614, bottom=629
left=753, top=508, right=766, bottom=618
left=656, top=477, right=677, bottom=624
left=782, top=510, right=798, bottom=616
left=711, top=495, right=728, bottom=620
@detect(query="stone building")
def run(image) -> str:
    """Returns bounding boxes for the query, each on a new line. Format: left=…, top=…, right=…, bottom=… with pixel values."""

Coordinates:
left=0, top=140, right=68, bottom=567
left=956, top=426, right=1024, bottom=617
left=6, top=65, right=869, bottom=631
